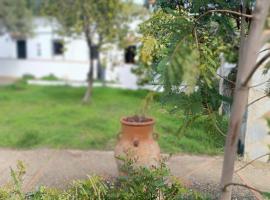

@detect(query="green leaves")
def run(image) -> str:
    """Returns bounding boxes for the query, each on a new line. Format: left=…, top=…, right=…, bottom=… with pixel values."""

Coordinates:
left=166, top=36, right=200, bottom=94
left=140, top=36, right=158, bottom=65
left=0, top=0, right=32, bottom=36
left=263, top=192, right=270, bottom=199
left=42, top=0, right=131, bottom=47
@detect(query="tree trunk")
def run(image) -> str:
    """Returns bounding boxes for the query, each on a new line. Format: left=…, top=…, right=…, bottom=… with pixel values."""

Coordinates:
left=219, top=1, right=270, bottom=200
left=82, top=56, right=94, bottom=103
left=97, top=50, right=106, bottom=86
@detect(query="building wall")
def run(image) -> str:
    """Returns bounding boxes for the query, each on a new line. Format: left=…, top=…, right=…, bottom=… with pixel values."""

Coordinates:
left=0, top=18, right=140, bottom=87
left=0, top=58, right=89, bottom=81
left=244, top=48, right=270, bottom=162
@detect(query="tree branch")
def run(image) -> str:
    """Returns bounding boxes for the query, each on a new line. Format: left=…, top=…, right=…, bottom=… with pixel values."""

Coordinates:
left=259, top=47, right=270, bottom=54
left=247, top=94, right=269, bottom=107
left=242, top=52, right=270, bottom=86
left=195, top=9, right=252, bottom=23
left=249, top=79, right=270, bottom=88
left=235, top=153, right=270, bottom=173
left=223, top=183, right=266, bottom=194
left=216, top=73, right=236, bottom=86
left=192, top=9, right=252, bottom=52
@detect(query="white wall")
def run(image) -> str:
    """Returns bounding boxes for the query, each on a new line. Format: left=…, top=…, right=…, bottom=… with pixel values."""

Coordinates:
left=0, top=34, right=16, bottom=58
left=0, top=17, right=142, bottom=88
left=0, top=58, right=140, bottom=89
left=0, top=58, right=89, bottom=81
left=244, top=47, right=270, bottom=162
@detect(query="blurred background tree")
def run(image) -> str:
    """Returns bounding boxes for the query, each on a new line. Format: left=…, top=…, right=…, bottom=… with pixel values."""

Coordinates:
left=0, top=0, right=32, bottom=37
left=43, top=0, right=145, bottom=103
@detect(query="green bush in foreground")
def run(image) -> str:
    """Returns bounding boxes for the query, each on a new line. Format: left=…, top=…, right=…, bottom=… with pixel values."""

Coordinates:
left=0, top=160, right=208, bottom=200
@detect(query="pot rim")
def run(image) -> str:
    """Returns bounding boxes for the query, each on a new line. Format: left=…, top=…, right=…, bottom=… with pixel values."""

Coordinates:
left=121, top=117, right=155, bottom=126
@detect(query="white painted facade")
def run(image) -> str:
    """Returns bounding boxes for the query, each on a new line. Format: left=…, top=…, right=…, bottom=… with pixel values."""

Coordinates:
left=0, top=18, right=140, bottom=88
left=218, top=47, right=270, bottom=162
left=244, top=47, right=270, bottom=162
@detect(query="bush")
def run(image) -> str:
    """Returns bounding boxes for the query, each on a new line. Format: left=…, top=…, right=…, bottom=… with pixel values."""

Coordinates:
left=22, top=74, right=35, bottom=81
left=41, top=74, right=59, bottom=81
left=0, top=160, right=209, bottom=200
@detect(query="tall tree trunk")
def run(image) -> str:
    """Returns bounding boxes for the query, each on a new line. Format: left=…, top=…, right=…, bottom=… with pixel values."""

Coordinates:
left=82, top=54, right=94, bottom=103
left=82, top=29, right=95, bottom=103
left=219, top=1, right=270, bottom=200
left=97, top=50, right=106, bottom=86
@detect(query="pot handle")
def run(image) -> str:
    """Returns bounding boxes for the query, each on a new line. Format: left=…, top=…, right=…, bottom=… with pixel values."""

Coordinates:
left=153, top=132, right=159, bottom=140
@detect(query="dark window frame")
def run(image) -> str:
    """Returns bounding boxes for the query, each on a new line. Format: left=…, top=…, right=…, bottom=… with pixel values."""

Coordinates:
left=52, top=39, right=64, bottom=56
left=124, top=45, right=136, bottom=64
left=17, top=40, right=27, bottom=59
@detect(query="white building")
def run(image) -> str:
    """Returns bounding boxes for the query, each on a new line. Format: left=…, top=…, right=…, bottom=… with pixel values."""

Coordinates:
left=0, top=17, right=140, bottom=89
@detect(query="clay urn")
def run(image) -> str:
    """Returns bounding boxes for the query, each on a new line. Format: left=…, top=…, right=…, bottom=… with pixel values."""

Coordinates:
left=114, top=116, right=161, bottom=172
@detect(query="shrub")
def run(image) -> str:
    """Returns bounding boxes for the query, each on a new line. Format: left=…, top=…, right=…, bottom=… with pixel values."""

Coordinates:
left=41, top=74, right=59, bottom=81
left=0, top=160, right=209, bottom=200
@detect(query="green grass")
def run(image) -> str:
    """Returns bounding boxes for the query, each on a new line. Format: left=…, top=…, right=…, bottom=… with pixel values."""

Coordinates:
left=0, top=83, right=226, bottom=155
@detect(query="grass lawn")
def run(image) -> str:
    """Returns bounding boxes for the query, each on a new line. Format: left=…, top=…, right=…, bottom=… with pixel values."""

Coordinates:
left=0, top=83, right=226, bottom=154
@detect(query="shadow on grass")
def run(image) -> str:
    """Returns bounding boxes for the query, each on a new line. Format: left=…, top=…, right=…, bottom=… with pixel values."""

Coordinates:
left=16, top=131, right=42, bottom=148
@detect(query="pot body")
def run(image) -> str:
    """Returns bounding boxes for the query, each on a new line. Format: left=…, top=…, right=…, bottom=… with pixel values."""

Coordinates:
left=114, top=118, right=160, bottom=170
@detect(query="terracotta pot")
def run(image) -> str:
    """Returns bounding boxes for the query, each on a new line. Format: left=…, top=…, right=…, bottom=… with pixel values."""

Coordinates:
left=114, top=117, right=161, bottom=171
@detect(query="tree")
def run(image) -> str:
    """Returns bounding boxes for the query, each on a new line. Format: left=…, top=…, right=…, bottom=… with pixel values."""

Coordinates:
left=220, top=1, right=270, bottom=199
left=137, top=0, right=246, bottom=135
left=0, top=0, right=32, bottom=36
left=43, top=0, right=137, bottom=103
left=139, top=0, right=270, bottom=199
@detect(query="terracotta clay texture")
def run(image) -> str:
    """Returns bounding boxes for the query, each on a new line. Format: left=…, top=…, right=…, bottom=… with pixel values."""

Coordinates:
left=114, top=117, right=161, bottom=171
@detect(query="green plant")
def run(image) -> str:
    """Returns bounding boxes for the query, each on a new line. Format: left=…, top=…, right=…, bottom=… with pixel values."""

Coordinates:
left=41, top=74, right=59, bottom=81
left=0, top=160, right=26, bottom=200
left=7, top=75, right=35, bottom=90
left=0, top=159, right=209, bottom=200
left=22, top=74, right=35, bottom=81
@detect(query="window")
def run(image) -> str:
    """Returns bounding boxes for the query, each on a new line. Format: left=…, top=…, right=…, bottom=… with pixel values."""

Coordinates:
left=53, top=40, right=64, bottom=55
left=124, top=45, right=136, bottom=64
left=17, top=40, right=27, bottom=59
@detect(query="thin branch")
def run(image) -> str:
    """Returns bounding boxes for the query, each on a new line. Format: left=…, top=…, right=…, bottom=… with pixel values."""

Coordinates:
left=242, top=52, right=270, bottom=86
left=235, top=153, right=270, bottom=173
left=192, top=9, right=252, bottom=52
left=195, top=9, right=252, bottom=22
left=249, top=79, right=270, bottom=88
left=223, top=183, right=266, bottom=194
left=259, top=48, right=270, bottom=54
left=247, top=94, right=269, bottom=107
left=206, top=104, right=226, bottom=137
left=193, top=29, right=199, bottom=49
left=216, top=73, right=236, bottom=86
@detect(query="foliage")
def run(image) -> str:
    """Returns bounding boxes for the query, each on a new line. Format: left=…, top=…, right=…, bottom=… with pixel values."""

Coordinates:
left=41, top=74, right=59, bottom=81
left=0, top=161, right=26, bottom=200
left=42, top=0, right=136, bottom=48
left=0, top=0, right=32, bottom=36
left=136, top=1, right=244, bottom=89
left=0, top=83, right=225, bottom=154
left=0, top=160, right=209, bottom=200
left=133, top=0, right=251, bottom=138
left=42, top=0, right=143, bottom=102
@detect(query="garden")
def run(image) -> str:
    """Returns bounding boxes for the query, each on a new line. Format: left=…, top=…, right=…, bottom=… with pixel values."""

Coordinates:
left=0, top=0, right=270, bottom=200
left=0, top=81, right=226, bottom=154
